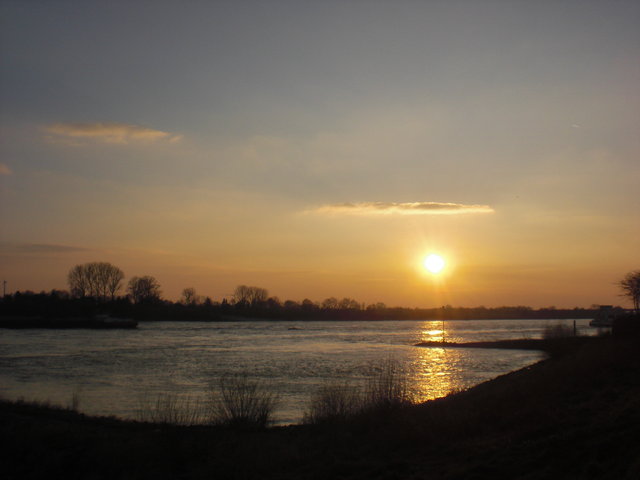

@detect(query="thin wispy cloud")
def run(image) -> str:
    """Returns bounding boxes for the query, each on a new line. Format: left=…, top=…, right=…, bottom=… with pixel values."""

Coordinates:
left=310, top=202, right=495, bottom=216
left=44, top=122, right=183, bottom=145
left=0, top=163, right=12, bottom=175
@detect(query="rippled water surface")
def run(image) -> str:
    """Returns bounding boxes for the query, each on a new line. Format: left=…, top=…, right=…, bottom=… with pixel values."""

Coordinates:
left=0, top=319, right=593, bottom=424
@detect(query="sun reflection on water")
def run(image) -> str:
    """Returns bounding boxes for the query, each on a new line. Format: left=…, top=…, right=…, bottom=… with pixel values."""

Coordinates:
left=407, top=321, right=466, bottom=401
left=409, top=345, right=461, bottom=402
left=421, top=329, right=445, bottom=342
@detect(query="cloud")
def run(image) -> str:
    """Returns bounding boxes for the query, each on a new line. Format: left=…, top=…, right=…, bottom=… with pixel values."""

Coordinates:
left=0, top=163, right=12, bottom=175
left=44, top=122, right=183, bottom=145
left=309, top=202, right=495, bottom=216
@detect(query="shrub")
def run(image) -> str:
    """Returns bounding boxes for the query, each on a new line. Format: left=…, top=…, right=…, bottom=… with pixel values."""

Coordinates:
left=303, top=381, right=361, bottom=424
left=208, top=373, right=278, bottom=429
left=362, top=357, right=413, bottom=411
left=543, top=322, right=574, bottom=339
left=304, top=357, right=414, bottom=424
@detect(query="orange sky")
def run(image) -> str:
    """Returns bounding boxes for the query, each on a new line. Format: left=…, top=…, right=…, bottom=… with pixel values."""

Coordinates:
left=1, top=2, right=639, bottom=308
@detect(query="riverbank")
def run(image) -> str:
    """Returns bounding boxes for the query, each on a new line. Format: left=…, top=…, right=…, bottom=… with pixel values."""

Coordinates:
left=2, top=333, right=639, bottom=479
left=415, top=336, right=601, bottom=353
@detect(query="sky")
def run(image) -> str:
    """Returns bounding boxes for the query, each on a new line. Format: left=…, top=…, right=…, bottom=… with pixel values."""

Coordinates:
left=1, top=0, right=639, bottom=308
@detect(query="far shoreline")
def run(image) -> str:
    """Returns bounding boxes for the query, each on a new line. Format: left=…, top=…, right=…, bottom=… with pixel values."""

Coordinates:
left=0, top=314, right=600, bottom=329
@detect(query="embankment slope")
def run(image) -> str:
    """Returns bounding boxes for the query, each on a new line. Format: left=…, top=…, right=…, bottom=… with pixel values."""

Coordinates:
left=2, top=335, right=639, bottom=479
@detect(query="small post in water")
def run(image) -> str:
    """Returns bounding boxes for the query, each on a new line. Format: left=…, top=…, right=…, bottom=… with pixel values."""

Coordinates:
left=442, top=319, right=445, bottom=344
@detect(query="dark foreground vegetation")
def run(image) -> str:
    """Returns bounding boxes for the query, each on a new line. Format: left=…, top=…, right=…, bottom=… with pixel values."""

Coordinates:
left=2, top=329, right=640, bottom=479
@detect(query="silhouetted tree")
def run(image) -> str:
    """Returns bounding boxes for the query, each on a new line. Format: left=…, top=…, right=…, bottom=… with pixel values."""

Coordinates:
left=321, top=297, right=339, bottom=310
left=283, top=300, right=300, bottom=310
left=366, top=302, right=387, bottom=311
left=301, top=299, right=316, bottom=311
left=220, top=298, right=230, bottom=312
left=181, top=287, right=200, bottom=306
left=254, top=288, right=269, bottom=306
left=232, top=285, right=250, bottom=306
left=127, top=276, right=162, bottom=304
left=233, top=285, right=269, bottom=308
left=67, top=262, right=124, bottom=301
left=339, top=297, right=360, bottom=310
left=266, top=296, right=281, bottom=310
left=620, top=270, right=640, bottom=311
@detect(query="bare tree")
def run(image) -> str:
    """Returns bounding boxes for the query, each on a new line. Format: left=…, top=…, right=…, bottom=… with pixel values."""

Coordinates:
left=248, top=287, right=268, bottom=306
left=321, top=297, right=339, bottom=310
left=339, top=297, right=360, bottom=310
left=232, top=285, right=251, bottom=306
left=95, top=263, right=125, bottom=300
left=620, top=270, right=640, bottom=311
left=128, top=276, right=162, bottom=304
left=68, top=264, right=90, bottom=298
left=233, top=285, right=268, bottom=307
left=67, top=262, right=124, bottom=301
left=181, top=287, right=200, bottom=306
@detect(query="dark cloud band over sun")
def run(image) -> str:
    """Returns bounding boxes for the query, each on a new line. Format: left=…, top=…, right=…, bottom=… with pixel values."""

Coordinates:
left=310, top=202, right=495, bottom=216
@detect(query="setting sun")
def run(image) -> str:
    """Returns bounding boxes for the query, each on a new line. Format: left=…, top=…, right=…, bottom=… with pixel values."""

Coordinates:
left=423, top=254, right=446, bottom=274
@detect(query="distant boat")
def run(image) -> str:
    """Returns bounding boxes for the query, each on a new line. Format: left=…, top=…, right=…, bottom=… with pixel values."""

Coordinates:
left=0, top=315, right=138, bottom=329
left=589, top=306, right=616, bottom=328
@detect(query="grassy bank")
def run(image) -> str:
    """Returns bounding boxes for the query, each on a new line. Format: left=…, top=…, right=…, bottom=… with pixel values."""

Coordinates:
left=2, top=334, right=639, bottom=479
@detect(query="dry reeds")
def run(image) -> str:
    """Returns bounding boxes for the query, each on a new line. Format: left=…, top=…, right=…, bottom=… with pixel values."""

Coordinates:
left=304, top=357, right=414, bottom=424
left=208, top=373, right=278, bottom=428
left=303, top=381, right=361, bottom=424
left=542, top=323, right=575, bottom=339
left=135, top=393, right=204, bottom=425
left=363, top=357, right=413, bottom=410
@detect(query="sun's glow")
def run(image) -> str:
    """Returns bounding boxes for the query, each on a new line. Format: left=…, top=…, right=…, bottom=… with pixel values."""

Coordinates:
left=423, top=254, right=446, bottom=274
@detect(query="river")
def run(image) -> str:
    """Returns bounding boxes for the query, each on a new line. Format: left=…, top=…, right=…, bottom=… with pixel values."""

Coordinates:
left=0, top=318, right=594, bottom=425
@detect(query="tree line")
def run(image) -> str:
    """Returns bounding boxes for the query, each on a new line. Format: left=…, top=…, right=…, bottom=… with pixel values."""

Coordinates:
left=1, top=262, right=638, bottom=321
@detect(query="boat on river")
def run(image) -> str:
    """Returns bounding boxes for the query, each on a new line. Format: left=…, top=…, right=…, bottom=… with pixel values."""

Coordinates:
left=589, top=305, right=619, bottom=328
left=0, top=314, right=138, bottom=329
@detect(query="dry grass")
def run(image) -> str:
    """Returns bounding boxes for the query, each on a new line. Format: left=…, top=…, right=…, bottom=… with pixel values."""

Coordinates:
left=69, top=387, right=82, bottom=412
left=304, top=357, right=414, bottom=424
left=303, top=381, right=361, bottom=424
left=207, top=373, right=278, bottom=428
left=135, top=374, right=279, bottom=428
left=362, top=357, right=413, bottom=410
left=135, top=393, right=204, bottom=425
